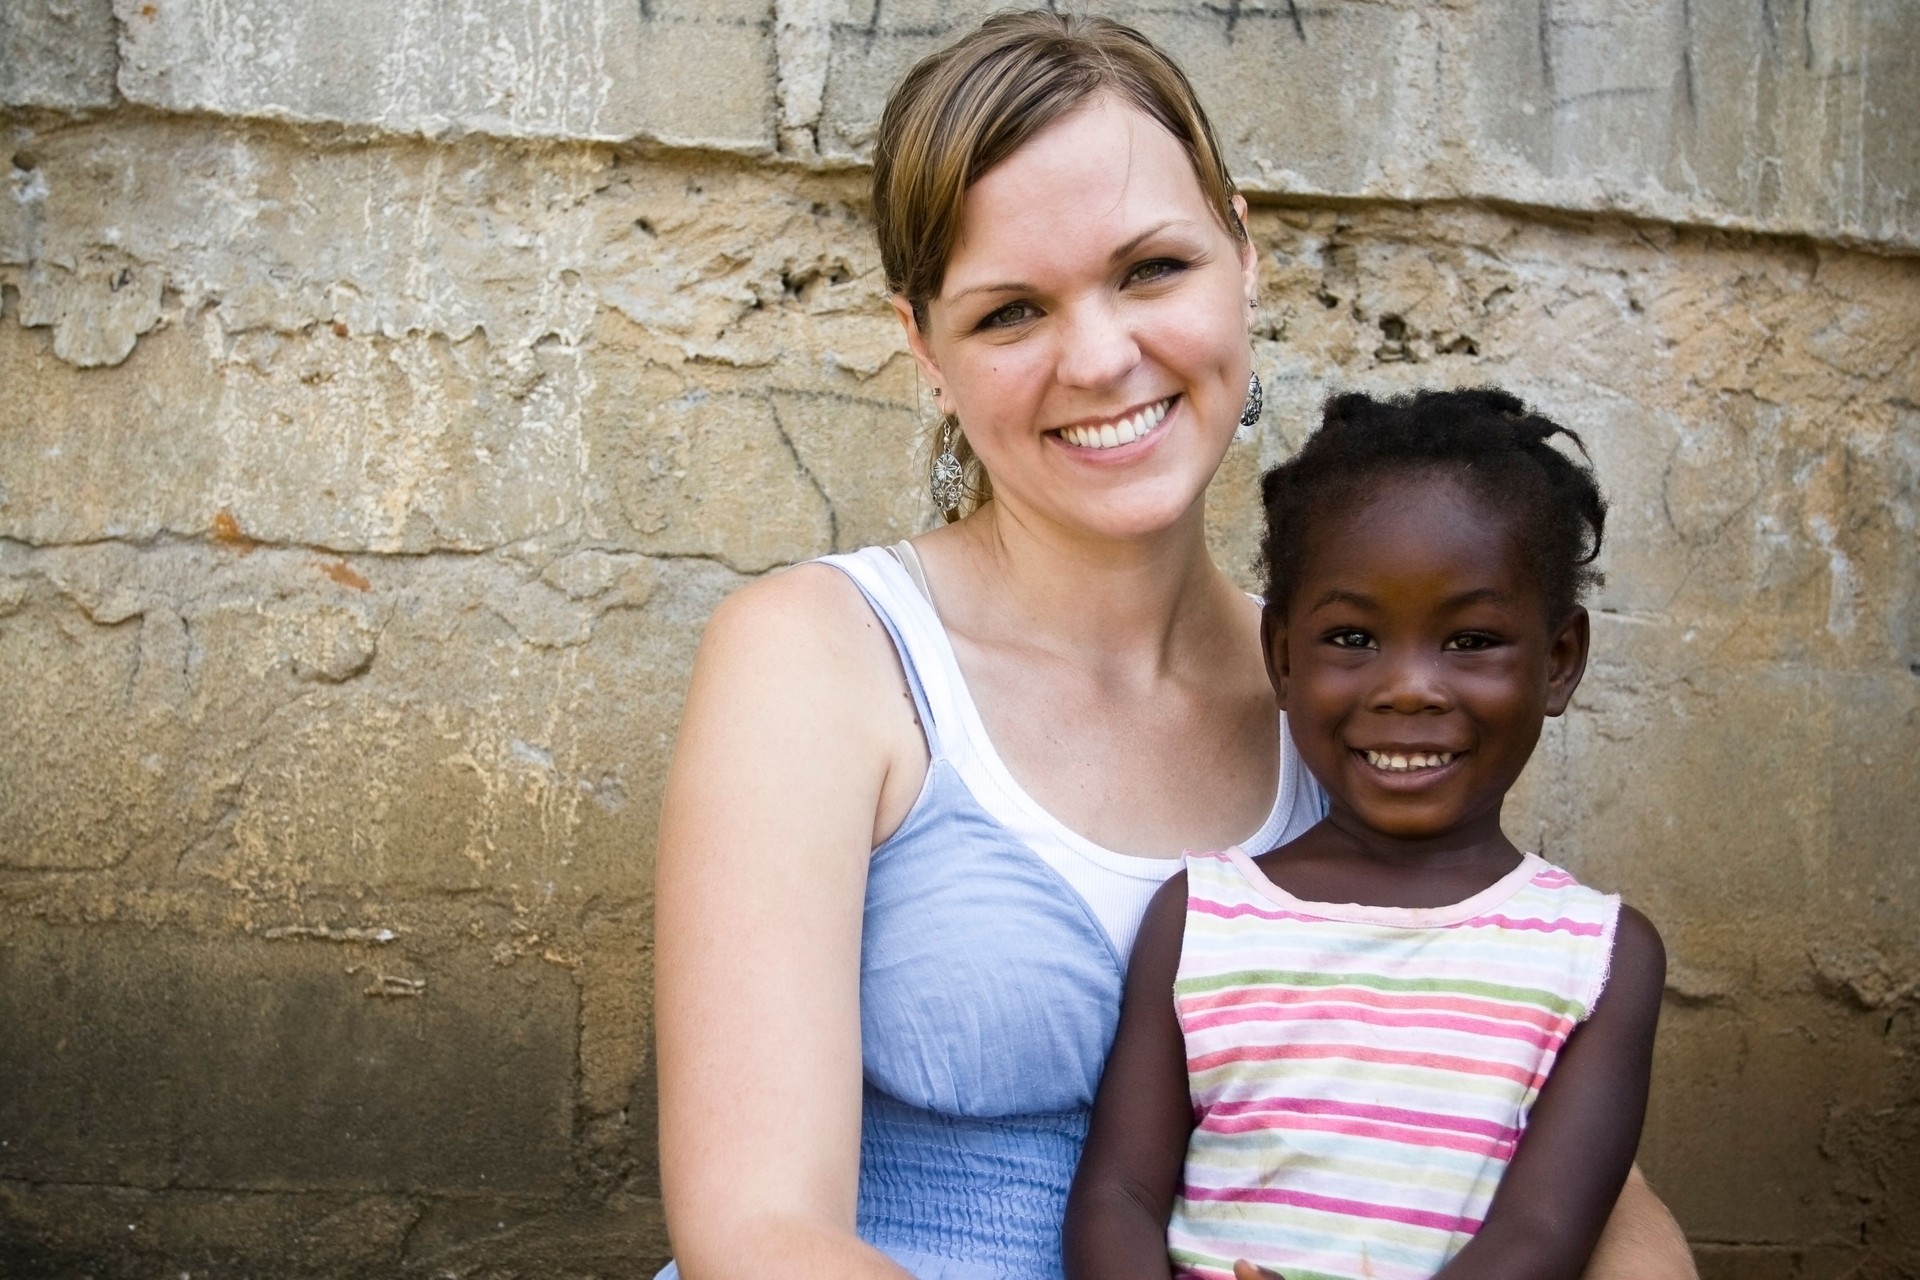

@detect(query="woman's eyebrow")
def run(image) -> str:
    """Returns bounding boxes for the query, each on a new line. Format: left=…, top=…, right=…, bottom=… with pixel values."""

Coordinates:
left=946, top=219, right=1203, bottom=301
left=950, top=279, right=1031, bottom=300
left=1109, top=218, right=1197, bottom=262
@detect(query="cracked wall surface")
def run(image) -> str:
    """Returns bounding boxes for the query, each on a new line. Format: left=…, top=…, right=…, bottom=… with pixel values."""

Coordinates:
left=2, top=2, right=1917, bottom=1277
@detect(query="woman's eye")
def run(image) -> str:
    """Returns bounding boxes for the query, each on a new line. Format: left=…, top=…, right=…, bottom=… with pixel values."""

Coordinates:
left=976, top=301, right=1038, bottom=330
left=1127, top=258, right=1187, bottom=286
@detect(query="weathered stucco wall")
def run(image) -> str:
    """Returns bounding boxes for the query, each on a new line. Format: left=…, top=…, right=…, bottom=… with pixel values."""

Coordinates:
left=2, top=2, right=1916, bottom=1277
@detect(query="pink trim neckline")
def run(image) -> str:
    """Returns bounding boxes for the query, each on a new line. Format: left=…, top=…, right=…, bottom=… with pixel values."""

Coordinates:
left=1218, top=846, right=1547, bottom=929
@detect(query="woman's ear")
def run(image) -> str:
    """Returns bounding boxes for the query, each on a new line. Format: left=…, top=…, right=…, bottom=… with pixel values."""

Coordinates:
left=1231, top=193, right=1258, bottom=304
left=1260, top=605, right=1290, bottom=707
left=1544, top=605, right=1591, bottom=717
left=889, top=294, right=947, bottom=410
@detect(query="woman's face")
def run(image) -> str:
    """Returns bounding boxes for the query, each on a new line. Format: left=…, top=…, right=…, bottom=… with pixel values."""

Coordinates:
left=897, top=95, right=1258, bottom=542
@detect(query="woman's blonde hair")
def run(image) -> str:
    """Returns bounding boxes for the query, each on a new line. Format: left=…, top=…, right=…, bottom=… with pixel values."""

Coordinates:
left=872, top=10, right=1244, bottom=519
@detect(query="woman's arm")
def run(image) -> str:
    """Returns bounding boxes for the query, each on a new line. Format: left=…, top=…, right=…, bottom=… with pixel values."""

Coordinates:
left=1064, top=874, right=1196, bottom=1280
left=1582, top=1167, right=1696, bottom=1280
left=654, top=567, right=922, bottom=1280
left=1430, top=906, right=1669, bottom=1280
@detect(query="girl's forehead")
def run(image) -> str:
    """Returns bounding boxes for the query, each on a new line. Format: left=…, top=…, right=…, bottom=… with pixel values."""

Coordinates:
left=1303, top=475, right=1541, bottom=595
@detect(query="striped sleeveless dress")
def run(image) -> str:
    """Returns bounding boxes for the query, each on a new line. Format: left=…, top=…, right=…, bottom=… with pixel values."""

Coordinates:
left=1167, top=847, right=1619, bottom=1280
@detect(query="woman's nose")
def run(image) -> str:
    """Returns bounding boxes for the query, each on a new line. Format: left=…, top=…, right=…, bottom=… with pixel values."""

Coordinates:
left=1055, top=301, right=1140, bottom=389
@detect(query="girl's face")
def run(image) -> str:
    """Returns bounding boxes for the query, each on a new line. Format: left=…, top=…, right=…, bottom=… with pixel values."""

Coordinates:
left=1264, top=475, right=1590, bottom=847
left=895, top=95, right=1259, bottom=542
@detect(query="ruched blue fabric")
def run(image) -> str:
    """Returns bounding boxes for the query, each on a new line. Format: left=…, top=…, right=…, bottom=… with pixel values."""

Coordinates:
left=850, top=759, right=1121, bottom=1277
left=842, top=553, right=1130, bottom=1278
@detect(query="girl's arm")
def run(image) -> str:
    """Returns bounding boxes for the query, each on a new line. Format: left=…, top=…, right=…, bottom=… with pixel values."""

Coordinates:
left=1064, top=873, right=1197, bottom=1280
left=655, top=567, right=923, bottom=1280
left=1431, top=905, right=1669, bottom=1280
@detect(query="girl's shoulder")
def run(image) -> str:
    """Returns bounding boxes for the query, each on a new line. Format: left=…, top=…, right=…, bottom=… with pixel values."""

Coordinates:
left=1505, top=856, right=1622, bottom=919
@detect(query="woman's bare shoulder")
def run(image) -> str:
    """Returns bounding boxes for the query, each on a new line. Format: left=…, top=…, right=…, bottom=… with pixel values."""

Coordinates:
left=665, top=559, right=927, bottom=871
left=700, top=562, right=899, bottom=687
left=686, top=561, right=922, bottom=772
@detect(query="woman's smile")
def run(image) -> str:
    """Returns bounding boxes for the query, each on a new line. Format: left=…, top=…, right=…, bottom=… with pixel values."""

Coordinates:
left=1052, top=395, right=1178, bottom=453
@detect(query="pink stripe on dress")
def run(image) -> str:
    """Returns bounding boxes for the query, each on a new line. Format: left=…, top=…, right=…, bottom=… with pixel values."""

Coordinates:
left=1207, top=1095, right=1522, bottom=1140
left=1188, top=1038, right=1543, bottom=1085
left=1199, top=1108, right=1519, bottom=1160
left=1182, top=982, right=1569, bottom=1031
left=1184, top=1000, right=1566, bottom=1049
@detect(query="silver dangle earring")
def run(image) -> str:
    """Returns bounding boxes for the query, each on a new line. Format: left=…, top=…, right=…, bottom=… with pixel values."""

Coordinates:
left=930, top=403, right=965, bottom=513
left=1237, top=370, right=1264, bottom=437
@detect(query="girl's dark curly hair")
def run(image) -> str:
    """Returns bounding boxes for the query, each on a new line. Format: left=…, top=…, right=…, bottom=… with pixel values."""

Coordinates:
left=1259, top=388, right=1608, bottom=622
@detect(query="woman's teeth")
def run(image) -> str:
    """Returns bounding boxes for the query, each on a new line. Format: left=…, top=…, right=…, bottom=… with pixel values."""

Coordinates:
left=1058, top=398, right=1172, bottom=449
left=1362, top=750, right=1458, bottom=772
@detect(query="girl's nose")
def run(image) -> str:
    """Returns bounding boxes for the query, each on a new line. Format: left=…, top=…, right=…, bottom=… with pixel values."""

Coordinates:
left=1055, top=301, right=1140, bottom=389
left=1371, top=651, right=1451, bottom=714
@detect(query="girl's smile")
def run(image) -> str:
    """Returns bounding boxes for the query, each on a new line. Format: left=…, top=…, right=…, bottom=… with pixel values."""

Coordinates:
left=1353, top=746, right=1465, bottom=781
left=1267, top=472, right=1590, bottom=853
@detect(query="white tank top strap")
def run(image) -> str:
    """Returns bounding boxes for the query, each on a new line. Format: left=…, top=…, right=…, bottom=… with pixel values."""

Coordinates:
left=884, top=539, right=934, bottom=605
left=814, top=546, right=956, bottom=761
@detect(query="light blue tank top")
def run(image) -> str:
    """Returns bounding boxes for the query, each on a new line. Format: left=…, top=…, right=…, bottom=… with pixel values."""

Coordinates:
left=661, top=548, right=1325, bottom=1279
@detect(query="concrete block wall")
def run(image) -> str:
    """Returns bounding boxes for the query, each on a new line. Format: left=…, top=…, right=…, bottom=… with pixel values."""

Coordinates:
left=2, top=3, right=1915, bottom=1276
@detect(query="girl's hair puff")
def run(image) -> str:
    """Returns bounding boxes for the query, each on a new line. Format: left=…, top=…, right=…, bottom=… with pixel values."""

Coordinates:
left=1259, top=388, right=1608, bottom=622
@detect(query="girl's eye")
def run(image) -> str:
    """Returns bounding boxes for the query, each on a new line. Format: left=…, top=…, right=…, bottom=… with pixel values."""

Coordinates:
left=1445, top=633, right=1498, bottom=652
left=1127, top=258, right=1187, bottom=286
left=1326, top=629, right=1374, bottom=650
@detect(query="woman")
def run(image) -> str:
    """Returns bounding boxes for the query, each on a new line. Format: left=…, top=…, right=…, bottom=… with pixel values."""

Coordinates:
left=654, top=13, right=1695, bottom=1279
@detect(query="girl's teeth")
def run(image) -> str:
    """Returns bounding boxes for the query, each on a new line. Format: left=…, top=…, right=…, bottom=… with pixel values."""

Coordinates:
left=1363, top=750, right=1457, bottom=772
left=1060, top=399, right=1171, bottom=450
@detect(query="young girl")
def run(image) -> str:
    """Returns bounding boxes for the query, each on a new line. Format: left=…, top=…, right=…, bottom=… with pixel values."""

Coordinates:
left=1064, top=388, right=1667, bottom=1280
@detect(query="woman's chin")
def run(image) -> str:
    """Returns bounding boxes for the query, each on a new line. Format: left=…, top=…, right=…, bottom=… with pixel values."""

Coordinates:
left=1033, top=483, right=1212, bottom=546
left=1104, top=458, right=1227, bottom=538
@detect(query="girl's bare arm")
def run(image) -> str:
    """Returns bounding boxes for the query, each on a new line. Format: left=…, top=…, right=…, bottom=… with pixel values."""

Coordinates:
left=1431, top=906, right=1668, bottom=1280
left=1064, top=874, right=1195, bottom=1280
left=655, top=567, right=923, bottom=1280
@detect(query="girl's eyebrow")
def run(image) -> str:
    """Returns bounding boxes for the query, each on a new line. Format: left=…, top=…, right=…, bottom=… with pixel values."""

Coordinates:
left=1441, top=587, right=1518, bottom=609
left=951, top=278, right=1032, bottom=301
left=1308, top=588, right=1377, bottom=612
left=1307, top=586, right=1518, bottom=612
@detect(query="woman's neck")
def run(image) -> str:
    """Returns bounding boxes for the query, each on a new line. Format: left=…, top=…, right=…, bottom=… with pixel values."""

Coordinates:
left=919, top=496, right=1241, bottom=677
